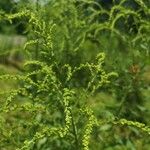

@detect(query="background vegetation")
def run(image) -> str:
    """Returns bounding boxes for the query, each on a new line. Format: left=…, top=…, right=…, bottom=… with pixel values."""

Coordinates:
left=0, top=0, right=150, bottom=149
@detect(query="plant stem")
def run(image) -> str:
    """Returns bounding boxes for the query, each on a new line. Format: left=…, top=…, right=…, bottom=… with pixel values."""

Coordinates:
left=71, top=110, right=79, bottom=149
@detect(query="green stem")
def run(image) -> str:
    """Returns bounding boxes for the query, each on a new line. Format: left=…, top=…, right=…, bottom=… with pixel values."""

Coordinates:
left=71, top=111, right=79, bottom=149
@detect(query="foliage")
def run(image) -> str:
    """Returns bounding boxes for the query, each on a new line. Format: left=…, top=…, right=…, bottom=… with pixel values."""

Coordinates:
left=0, top=0, right=150, bottom=149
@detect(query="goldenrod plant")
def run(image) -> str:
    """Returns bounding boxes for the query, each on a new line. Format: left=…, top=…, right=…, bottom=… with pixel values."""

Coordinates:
left=0, top=0, right=150, bottom=149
